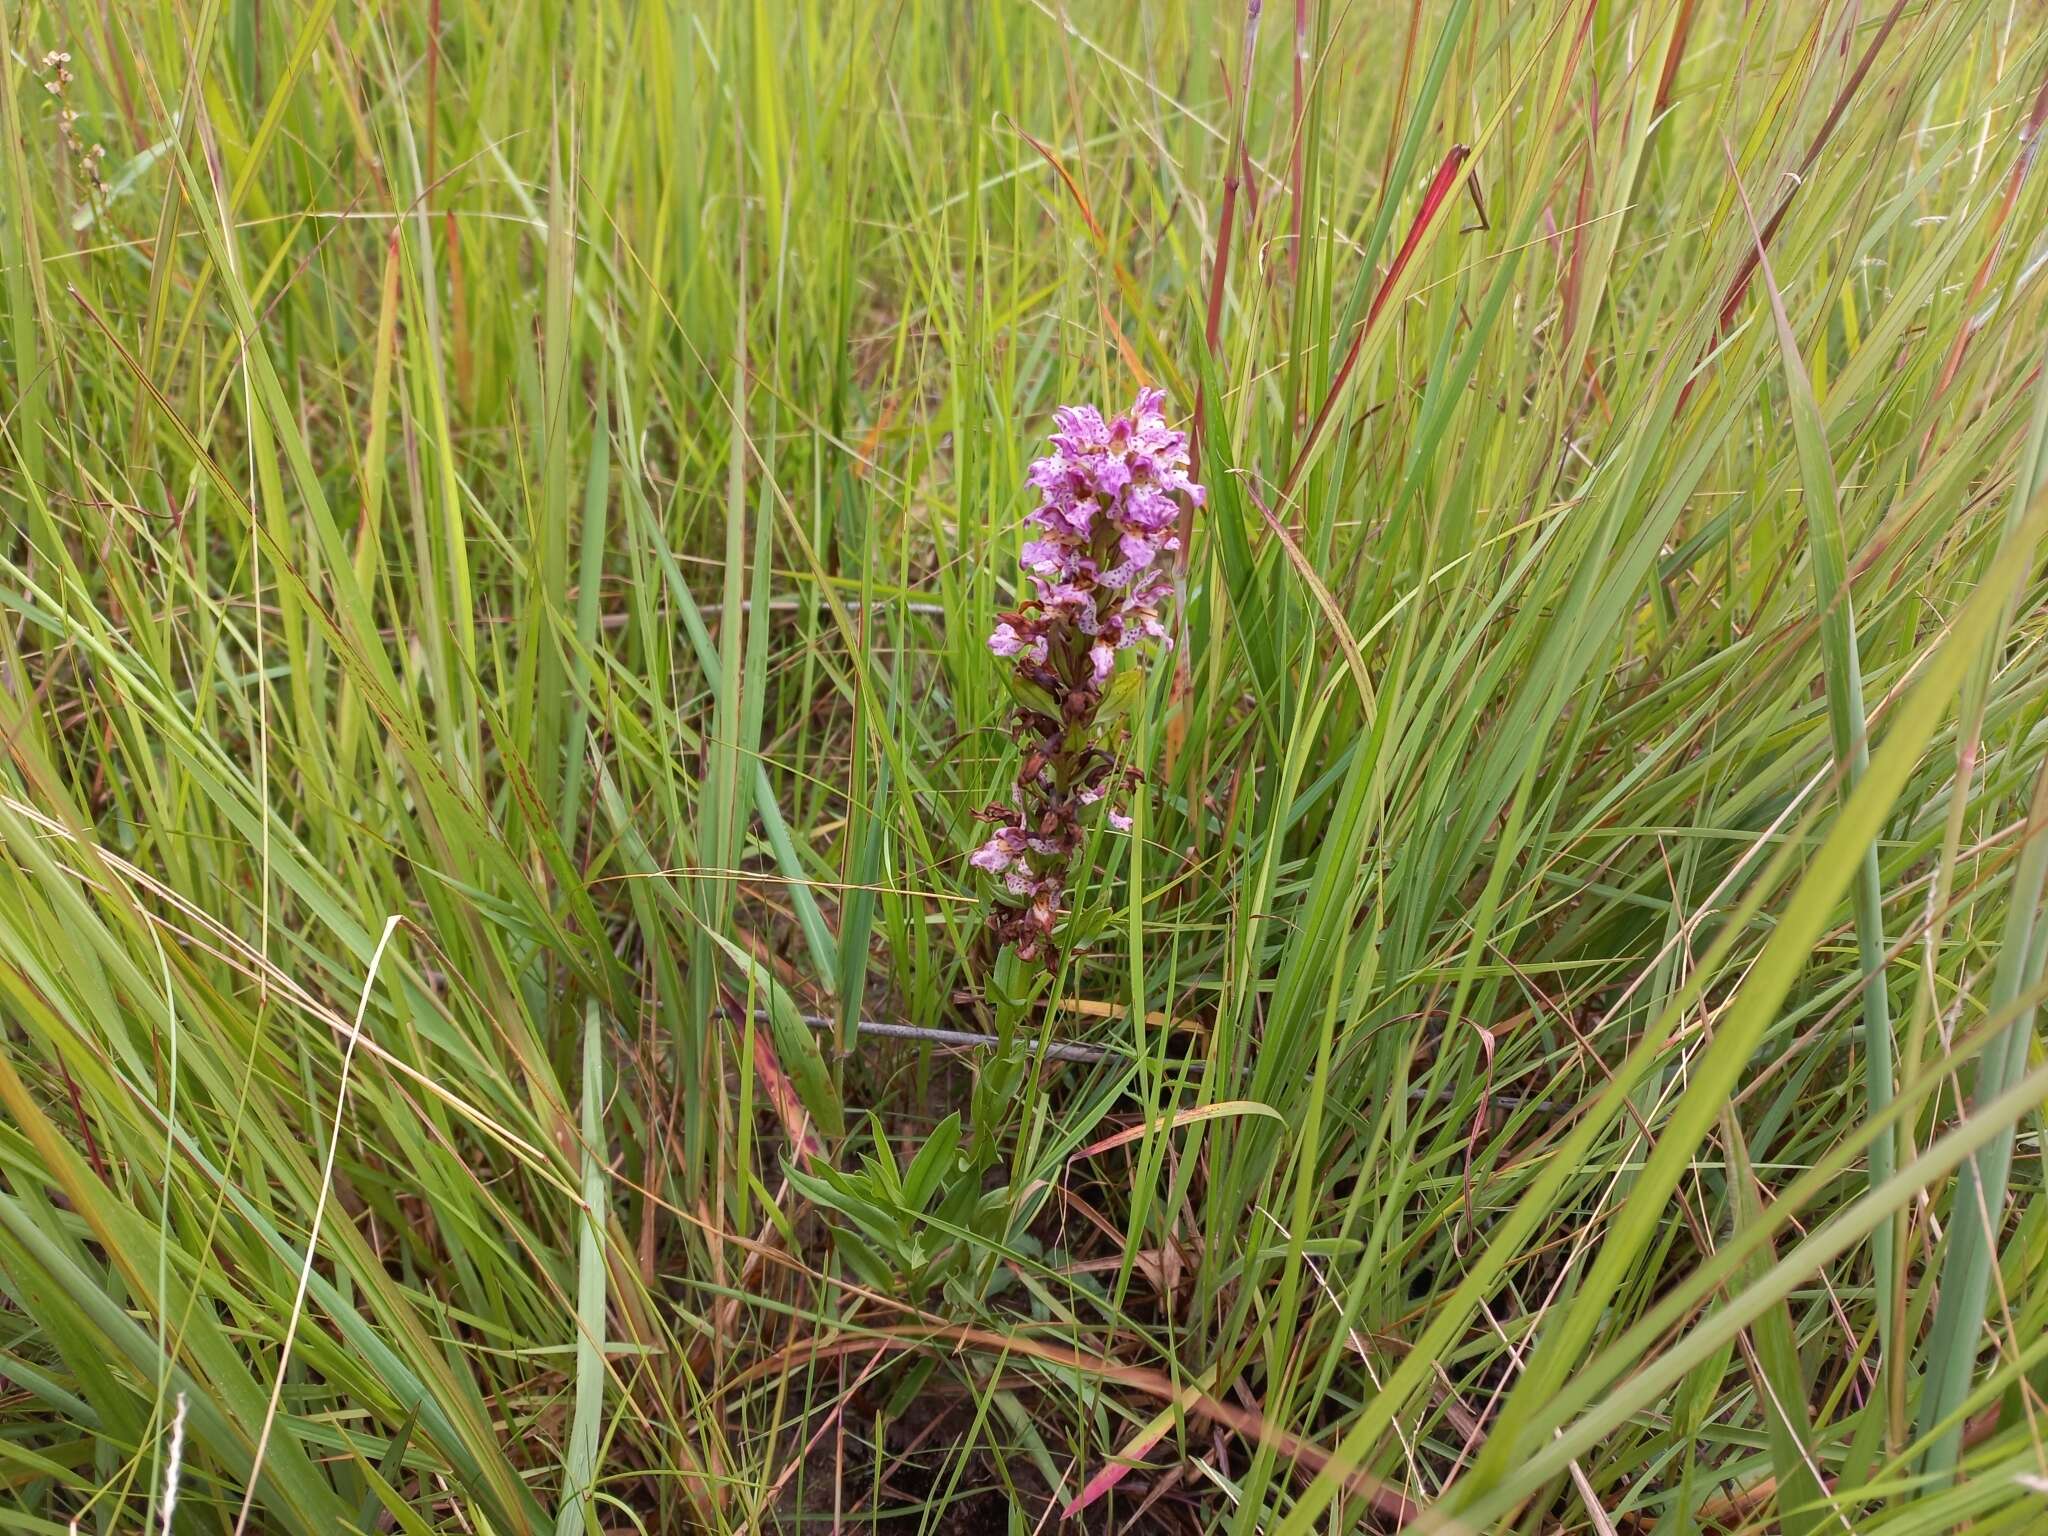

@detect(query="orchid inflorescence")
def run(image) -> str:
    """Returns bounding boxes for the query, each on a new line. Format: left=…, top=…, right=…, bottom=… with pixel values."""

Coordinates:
left=970, top=389, right=1205, bottom=963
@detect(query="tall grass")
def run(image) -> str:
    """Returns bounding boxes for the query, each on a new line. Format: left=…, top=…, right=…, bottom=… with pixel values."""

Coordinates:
left=3, top=1, right=2047, bottom=1531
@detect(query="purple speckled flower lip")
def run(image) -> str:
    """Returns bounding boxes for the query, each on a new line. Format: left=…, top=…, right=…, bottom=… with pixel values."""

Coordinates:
left=972, top=390, right=1206, bottom=964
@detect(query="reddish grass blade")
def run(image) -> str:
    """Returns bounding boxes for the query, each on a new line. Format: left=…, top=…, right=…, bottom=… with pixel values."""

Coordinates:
left=1282, top=144, right=1469, bottom=498
left=1366, top=145, right=1469, bottom=332
left=728, top=988, right=825, bottom=1169
left=1063, top=1386, right=1195, bottom=1516
left=1712, top=0, right=1910, bottom=335
left=1011, top=118, right=1105, bottom=242
left=1009, top=117, right=1178, bottom=407
left=1652, top=0, right=1699, bottom=119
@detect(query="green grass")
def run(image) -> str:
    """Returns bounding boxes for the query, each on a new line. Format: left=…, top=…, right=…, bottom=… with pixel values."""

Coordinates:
left=4, top=0, right=2048, bottom=1531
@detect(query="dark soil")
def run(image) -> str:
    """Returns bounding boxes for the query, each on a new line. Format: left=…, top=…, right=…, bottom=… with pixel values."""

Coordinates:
left=775, top=1376, right=1207, bottom=1535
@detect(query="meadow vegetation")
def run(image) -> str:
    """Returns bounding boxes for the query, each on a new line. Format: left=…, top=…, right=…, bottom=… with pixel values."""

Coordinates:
left=3, top=0, right=2048, bottom=1530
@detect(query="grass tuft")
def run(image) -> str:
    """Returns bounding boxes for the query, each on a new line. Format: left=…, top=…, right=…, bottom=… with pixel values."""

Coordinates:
left=4, top=1, right=2048, bottom=1531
